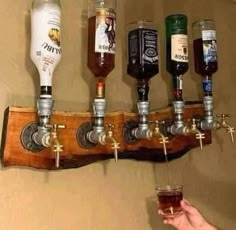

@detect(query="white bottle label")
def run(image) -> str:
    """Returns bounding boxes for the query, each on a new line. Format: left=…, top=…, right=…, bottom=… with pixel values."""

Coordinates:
left=202, top=30, right=217, bottom=63
left=95, top=9, right=116, bottom=54
left=31, top=3, right=61, bottom=87
left=171, top=34, right=188, bottom=62
left=202, top=30, right=216, bottom=41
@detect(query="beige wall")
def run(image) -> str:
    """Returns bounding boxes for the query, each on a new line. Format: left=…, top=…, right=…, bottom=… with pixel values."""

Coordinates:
left=0, top=0, right=236, bottom=229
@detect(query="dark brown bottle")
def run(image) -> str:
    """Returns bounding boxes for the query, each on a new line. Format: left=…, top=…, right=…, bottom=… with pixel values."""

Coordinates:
left=127, top=21, right=159, bottom=80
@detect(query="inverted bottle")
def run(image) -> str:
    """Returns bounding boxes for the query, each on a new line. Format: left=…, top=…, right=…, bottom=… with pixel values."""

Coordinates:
left=192, top=19, right=235, bottom=142
left=31, top=0, right=62, bottom=98
left=87, top=0, right=116, bottom=78
left=166, top=14, right=188, bottom=101
left=124, top=20, right=161, bottom=142
left=193, top=19, right=218, bottom=97
left=77, top=0, right=120, bottom=161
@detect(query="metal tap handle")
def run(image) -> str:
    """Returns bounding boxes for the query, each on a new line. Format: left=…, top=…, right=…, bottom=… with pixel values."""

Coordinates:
left=46, top=124, right=66, bottom=131
left=106, top=124, right=115, bottom=132
left=195, top=132, right=205, bottom=150
left=105, top=124, right=120, bottom=162
left=53, top=143, right=63, bottom=168
left=216, top=113, right=231, bottom=119
left=190, top=118, right=205, bottom=150
left=216, top=113, right=231, bottom=127
left=191, top=118, right=197, bottom=128
left=151, top=120, right=168, bottom=155
left=45, top=123, right=66, bottom=168
left=227, top=127, right=235, bottom=143
left=111, top=142, right=120, bottom=162
left=216, top=114, right=235, bottom=143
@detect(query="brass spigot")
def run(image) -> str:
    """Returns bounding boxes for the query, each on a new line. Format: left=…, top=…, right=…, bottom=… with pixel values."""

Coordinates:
left=46, top=124, right=66, bottom=168
left=188, top=118, right=205, bottom=149
left=100, top=124, right=120, bottom=162
left=151, top=120, right=169, bottom=155
left=216, top=114, right=235, bottom=143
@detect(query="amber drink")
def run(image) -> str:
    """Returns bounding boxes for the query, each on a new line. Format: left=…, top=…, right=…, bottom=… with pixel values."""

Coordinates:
left=156, top=184, right=183, bottom=216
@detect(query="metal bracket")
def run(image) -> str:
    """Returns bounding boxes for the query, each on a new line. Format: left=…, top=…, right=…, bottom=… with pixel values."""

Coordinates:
left=123, top=120, right=139, bottom=144
left=76, top=121, right=96, bottom=149
left=20, top=122, right=45, bottom=152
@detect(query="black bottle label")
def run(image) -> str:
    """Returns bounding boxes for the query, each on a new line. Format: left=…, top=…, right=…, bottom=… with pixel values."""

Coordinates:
left=128, top=28, right=158, bottom=65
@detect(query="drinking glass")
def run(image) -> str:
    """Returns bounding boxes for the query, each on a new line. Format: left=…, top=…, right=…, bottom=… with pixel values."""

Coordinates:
left=156, top=184, right=183, bottom=216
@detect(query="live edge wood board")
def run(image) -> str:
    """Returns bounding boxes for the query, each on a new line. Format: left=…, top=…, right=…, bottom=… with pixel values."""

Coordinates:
left=0, top=102, right=211, bottom=170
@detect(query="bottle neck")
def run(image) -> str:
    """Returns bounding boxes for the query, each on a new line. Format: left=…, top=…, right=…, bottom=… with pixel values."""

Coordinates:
left=137, top=79, right=149, bottom=101
left=202, top=75, right=213, bottom=96
left=172, top=75, right=183, bottom=101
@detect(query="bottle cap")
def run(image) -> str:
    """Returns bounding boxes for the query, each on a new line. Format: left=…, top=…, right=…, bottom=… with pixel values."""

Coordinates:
left=166, top=14, right=188, bottom=35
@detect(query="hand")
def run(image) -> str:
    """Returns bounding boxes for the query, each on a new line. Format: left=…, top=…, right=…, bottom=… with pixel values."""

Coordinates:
left=158, top=199, right=217, bottom=230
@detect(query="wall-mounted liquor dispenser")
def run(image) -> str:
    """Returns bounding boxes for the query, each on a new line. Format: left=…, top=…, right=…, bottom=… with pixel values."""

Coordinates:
left=0, top=2, right=234, bottom=170
left=19, top=0, right=66, bottom=168
left=123, top=20, right=169, bottom=154
left=1, top=103, right=211, bottom=170
left=192, top=19, right=235, bottom=142
left=76, top=0, right=120, bottom=162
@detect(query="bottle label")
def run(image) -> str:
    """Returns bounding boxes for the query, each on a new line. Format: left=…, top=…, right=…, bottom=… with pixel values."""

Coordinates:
left=31, top=3, right=61, bottom=88
left=171, top=34, right=188, bottom=63
left=128, top=29, right=158, bottom=65
left=142, top=29, right=158, bottom=64
left=202, top=79, right=212, bottom=92
left=95, top=8, right=116, bottom=54
left=202, top=30, right=217, bottom=64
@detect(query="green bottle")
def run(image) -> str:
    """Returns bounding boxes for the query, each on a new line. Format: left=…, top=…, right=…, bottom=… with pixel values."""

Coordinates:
left=165, top=14, right=188, bottom=100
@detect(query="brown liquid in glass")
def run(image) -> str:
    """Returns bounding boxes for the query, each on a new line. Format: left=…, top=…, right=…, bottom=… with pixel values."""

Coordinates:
left=87, top=16, right=115, bottom=77
left=158, top=191, right=183, bottom=215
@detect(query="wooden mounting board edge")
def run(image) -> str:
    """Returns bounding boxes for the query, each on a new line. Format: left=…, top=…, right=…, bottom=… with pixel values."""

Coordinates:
left=0, top=102, right=211, bottom=170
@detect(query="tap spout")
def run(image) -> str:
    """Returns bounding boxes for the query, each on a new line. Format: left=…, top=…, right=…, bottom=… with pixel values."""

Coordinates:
left=46, top=124, right=65, bottom=168
left=188, top=119, right=205, bottom=149
left=151, top=120, right=169, bottom=155
left=216, top=114, right=235, bottom=143
left=100, top=124, right=120, bottom=162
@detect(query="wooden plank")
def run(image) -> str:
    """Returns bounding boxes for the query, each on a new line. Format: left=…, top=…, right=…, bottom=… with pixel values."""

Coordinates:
left=0, top=102, right=211, bottom=170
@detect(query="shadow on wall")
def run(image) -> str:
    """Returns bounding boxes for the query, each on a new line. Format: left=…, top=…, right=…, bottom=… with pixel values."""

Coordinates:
left=145, top=161, right=236, bottom=229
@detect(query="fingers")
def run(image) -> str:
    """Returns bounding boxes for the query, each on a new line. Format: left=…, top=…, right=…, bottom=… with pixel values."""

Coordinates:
left=163, top=218, right=174, bottom=225
left=181, top=199, right=199, bottom=215
left=182, top=198, right=191, bottom=205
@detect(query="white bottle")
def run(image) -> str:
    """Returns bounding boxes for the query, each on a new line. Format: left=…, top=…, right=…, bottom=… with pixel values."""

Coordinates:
left=31, top=0, right=61, bottom=96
